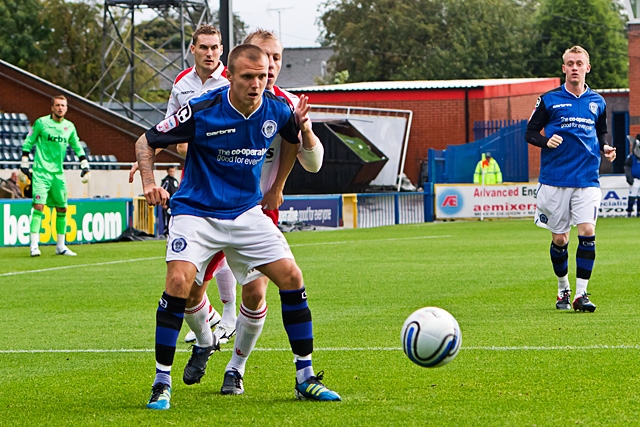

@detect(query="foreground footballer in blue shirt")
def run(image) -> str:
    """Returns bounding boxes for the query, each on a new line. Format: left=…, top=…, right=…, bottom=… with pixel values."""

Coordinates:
left=135, top=44, right=341, bottom=409
left=525, top=45, right=616, bottom=313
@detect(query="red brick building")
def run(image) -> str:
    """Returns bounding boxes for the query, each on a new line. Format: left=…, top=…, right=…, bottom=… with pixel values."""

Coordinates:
left=628, top=23, right=640, bottom=137
left=0, top=59, right=180, bottom=165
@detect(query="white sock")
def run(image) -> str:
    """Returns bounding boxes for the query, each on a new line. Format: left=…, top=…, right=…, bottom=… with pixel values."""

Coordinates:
left=225, top=303, right=267, bottom=377
left=184, top=297, right=213, bottom=347
left=295, top=354, right=314, bottom=384
left=56, top=234, right=66, bottom=250
left=30, top=233, right=39, bottom=249
left=557, top=275, right=570, bottom=297
left=575, top=278, right=588, bottom=299
left=215, top=265, right=237, bottom=327
left=203, top=292, right=215, bottom=322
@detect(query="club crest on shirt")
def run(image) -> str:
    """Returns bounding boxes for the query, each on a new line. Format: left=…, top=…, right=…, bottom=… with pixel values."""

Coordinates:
left=171, top=237, right=187, bottom=253
left=262, top=120, right=277, bottom=138
left=589, top=102, right=598, bottom=115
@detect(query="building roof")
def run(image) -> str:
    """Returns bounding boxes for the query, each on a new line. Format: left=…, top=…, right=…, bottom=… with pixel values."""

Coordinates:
left=278, top=47, right=333, bottom=89
left=290, top=78, right=558, bottom=92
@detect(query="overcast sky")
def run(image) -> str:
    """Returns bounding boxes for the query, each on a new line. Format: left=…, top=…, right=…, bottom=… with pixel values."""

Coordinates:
left=230, top=0, right=327, bottom=48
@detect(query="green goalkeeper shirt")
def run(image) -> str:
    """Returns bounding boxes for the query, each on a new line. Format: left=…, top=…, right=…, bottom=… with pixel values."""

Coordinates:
left=23, top=115, right=86, bottom=175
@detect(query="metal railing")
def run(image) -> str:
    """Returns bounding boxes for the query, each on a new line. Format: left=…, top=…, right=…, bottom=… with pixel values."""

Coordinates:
left=356, top=191, right=430, bottom=228
left=132, top=196, right=155, bottom=235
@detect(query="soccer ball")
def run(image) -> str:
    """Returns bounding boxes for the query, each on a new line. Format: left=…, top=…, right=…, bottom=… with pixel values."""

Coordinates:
left=401, top=306, right=461, bottom=368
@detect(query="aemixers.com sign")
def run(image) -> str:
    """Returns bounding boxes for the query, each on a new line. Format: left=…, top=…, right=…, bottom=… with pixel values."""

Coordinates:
left=435, top=180, right=631, bottom=219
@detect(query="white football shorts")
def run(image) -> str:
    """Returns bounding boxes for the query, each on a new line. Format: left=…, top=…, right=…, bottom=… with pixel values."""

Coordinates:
left=166, top=205, right=294, bottom=285
left=534, top=184, right=601, bottom=234
left=629, top=179, right=640, bottom=198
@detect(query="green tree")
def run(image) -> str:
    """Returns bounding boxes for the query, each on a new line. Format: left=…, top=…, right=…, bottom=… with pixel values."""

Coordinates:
left=1, top=1, right=248, bottom=102
left=531, top=0, right=628, bottom=88
left=320, top=0, right=447, bottom=82
left=319, top=0, right=538, bottom=83
left=0, top=0, right=49, bottom=70
left=136, top=16, right=184, bottom=51
left=437, top=0, right=538, bottom=79
left=34, top=0, right=103, bottom=96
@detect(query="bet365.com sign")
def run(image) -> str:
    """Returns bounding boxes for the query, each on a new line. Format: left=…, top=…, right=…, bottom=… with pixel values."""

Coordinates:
left=1, top=199, right=129, bottom=247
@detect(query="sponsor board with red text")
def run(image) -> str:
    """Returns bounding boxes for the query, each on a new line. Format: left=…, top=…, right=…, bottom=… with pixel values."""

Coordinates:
left=436, top=178, right=631, bottom=219
left=435, top=184, right=538, bottom=219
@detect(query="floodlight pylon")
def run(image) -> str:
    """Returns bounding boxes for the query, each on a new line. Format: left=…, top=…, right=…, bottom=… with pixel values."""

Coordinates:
left=97, top=0, right=211, bottom=126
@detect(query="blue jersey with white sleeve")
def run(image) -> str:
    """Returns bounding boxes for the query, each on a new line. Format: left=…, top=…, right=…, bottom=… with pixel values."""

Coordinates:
left=525, top=84, right=607, bottom=188
left=145, top=87, right=299, bottom=219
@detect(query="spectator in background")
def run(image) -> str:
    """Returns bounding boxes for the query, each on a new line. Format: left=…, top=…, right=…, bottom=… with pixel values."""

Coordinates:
left=624, top=134, right=640, bottom=217
left=473, top=152, right=502, bottom=185
left=160, top=165, right=179, bottom=235
left=2, top=171, right=24, bottom=198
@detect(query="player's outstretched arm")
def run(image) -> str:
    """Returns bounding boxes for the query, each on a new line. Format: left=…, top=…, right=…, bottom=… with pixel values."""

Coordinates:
left=297, top=135, right=323, bottom=173
left=294, top=95, right=323, bottom=172
left=129, top=147, right=167, bottom=183
left=135, top=134, right=169, bottom=207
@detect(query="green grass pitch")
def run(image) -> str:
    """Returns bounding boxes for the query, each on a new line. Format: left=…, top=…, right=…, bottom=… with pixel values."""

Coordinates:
left=1, top=217, right=639, bottom=426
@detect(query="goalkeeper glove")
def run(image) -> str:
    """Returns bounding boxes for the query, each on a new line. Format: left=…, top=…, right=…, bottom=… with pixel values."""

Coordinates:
left=80, top=159, right=90, bottom=184
left=19, top=156, right=30, bottom=183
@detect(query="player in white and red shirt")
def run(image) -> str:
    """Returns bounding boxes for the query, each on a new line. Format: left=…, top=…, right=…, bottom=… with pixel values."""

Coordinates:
left=165, top=47, right=227, bottom=119
left=217, top=29, right=325, bottom=397
left=165, top=59, right=226, bottom=112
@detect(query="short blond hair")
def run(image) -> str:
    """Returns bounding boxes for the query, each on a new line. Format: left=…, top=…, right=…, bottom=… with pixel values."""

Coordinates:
left=562, top=46, right=590, bottom=63
left=51, top=95, right=67, bottom=106
left=243, top=28, right=280, bottom=45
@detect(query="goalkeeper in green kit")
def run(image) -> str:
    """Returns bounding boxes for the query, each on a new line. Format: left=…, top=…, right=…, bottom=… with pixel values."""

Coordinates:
left=20, top=95, right=90, bottom=257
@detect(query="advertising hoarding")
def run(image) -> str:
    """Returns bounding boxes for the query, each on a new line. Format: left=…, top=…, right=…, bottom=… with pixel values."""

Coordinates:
left=2, top=199, right=130, bottom=247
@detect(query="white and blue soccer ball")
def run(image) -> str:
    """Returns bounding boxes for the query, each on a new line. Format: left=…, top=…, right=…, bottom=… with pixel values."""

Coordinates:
left=401, top=306, right=461, bottom=368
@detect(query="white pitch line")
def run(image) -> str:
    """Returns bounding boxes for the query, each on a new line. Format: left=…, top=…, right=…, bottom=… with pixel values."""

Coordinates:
left=2, top=344, right=640, bottom=354
left=0, top=235, right=449, bottom=277
left=290, top=235, right=451, bottom=247
left=0, top=257, right=164, bottom=278
left=464, top=344, right=640, bottom=351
